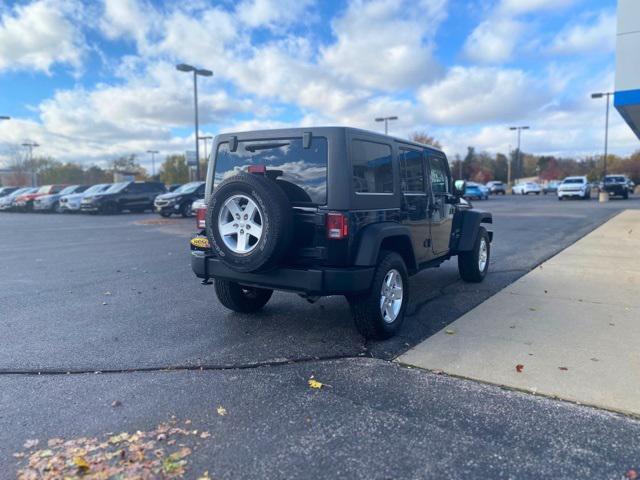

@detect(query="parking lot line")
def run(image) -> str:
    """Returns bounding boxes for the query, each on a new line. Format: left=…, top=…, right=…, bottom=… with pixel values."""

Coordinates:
left=397, top=210, right=640, bottom=416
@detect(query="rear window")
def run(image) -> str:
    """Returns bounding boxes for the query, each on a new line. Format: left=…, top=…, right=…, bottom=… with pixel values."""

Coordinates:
left=352, top=139, right=393, bottom=194
left=605, top=176, right=625, bottom=183
left=563, top=178, right=584, bottom=184
left=215, top=137, right=328, bottom=205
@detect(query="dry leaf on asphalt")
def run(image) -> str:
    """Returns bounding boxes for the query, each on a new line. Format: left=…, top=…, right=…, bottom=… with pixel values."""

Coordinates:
left=445, top=329, right=456, bottom=335
left=217, top=406, right=228, bottom=416
left=515, top=364, right=524, bottom=373
left=73, top=456, right=90, bottom=471
left=308, top=378, right=324, bottom=389
left=558, top=366, right=568, bottom=371
left=200, top=431, right=211, bottom=439
left=22, top=439, right=38, bottom=449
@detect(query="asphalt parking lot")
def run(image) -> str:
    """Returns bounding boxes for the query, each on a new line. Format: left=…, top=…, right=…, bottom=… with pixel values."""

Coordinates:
left=3, top=194, right=640, bottom=478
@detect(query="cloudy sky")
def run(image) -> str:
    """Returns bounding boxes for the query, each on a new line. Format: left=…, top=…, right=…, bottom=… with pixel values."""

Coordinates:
left=0, top=0, right=636, bottom=170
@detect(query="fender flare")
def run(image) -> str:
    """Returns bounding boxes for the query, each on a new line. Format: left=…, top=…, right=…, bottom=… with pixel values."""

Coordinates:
left=353, top=222, right=418, bottom=273
left=450, top=209, right=493, bottom=253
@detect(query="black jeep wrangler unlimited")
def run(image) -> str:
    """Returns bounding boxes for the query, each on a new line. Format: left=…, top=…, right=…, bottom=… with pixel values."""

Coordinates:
left=191, top=127, right=492, bottom=339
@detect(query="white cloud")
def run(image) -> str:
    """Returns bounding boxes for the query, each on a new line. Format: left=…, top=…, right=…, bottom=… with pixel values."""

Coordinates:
left=463, top=18, right=523, bottom=64
left=0, top=0, right=85, bottom=73
left=320, top=0, right=446, bottom=90
left=550, top=11, right=616, bottom=55
left=99, top=0, right=157, bottom=47
left=235, top=0, right=315, bottom=29
left=418, top=67, right=549, bottom=125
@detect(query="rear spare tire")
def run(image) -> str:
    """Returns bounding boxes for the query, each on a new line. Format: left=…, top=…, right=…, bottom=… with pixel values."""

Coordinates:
left=207, top=172, right=293, bottom=273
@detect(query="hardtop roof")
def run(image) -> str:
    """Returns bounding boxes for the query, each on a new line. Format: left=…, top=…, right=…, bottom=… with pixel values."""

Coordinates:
left=214, top=126, right=446, bottom=155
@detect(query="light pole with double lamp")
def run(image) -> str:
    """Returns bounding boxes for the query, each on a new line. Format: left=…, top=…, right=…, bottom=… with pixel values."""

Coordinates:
left=147, top=150, right=159, bottom=178
left=508, top=126, right=529, bottom=185
left=176, top=64, right=213, bottom=181
left=375, top=116, right=398, bottom=135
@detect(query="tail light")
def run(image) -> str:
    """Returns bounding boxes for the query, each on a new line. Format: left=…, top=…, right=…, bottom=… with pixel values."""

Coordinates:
left=248, top=165, right=266, bottom=174
left=326, top=212, right=348, bottom=240
left=196, top=206, right=207, bottom=229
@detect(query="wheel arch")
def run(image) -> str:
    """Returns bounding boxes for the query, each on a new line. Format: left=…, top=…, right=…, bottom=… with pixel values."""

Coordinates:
left=450, top=209, right=493, bottom=253
left=353, top=222, right=418, bottom=275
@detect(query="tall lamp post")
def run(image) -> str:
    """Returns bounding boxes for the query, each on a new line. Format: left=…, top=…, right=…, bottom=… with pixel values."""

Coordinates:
left=375, top=116, right=398, bottom=135
left=508, top=126, right=529, bottom=184
left=591, top=92, right=613, bottom=178
left=198, top=135, right=213, bottom=168
left=22, top=141, right=40, bottom=187
left=176, top=64, right=213, bottom=181
left=147, top=150, right=159, bottom=178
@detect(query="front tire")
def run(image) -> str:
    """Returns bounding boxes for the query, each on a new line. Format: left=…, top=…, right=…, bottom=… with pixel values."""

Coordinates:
left=214, top=279, right=273, bottom=313
left=458, top=227, right=490, bottom=283
left=180, top=202, right=192, bottom=217
left=348, top=250, right=408, bottom=340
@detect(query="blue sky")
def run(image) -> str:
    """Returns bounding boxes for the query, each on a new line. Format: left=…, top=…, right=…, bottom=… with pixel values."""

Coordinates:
left=0, top=0, right=635, bottom=170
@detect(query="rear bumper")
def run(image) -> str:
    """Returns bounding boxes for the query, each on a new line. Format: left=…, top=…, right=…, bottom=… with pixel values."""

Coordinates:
left=603, top=186, right=627, bottom=196
left=191, top=251, right=374, bottom=296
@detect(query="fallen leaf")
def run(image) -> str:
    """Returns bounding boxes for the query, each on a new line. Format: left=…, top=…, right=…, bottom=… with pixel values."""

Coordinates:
left=445, top=329, right=456, bottom=335
left=558, top=366, right=568, bottom=371
left=12, top=452, right=25, bottom=459
left=47, top=438, right=63, bottom=448
left=73, top=456, right=90, bottom=471
left=217, top=406, right=227, bottom=416
left=515, top=364, right=524, bottom=373
left=184, top=419, right=192, bottom=425
left=200, top=431, right=211, bottom=439
left=111, top=400, right=122, bottom=408
left=23, top=439, right=39, bottom=449
left=308, top=378, right=323, bottom=389
left=529, top=307, right=537, bottom=312
left=104, top=291, right=112, bottom=296
left=157, top=433, right=167, bottom=441
left=102, top=302, right=108, bottom=306
left=590, top=357, right=600, bottom=362
left=198, top=471, right=211, bottom=480
left=626, top=469, right=638, bottom=480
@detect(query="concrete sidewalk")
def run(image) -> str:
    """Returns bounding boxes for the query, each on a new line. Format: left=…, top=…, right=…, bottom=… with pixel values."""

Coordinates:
left=398, top=210, right=640, bottom=416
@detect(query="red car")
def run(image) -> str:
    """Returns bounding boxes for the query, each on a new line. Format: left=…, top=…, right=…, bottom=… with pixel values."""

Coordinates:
left=14, top=184, right=67, bottom=212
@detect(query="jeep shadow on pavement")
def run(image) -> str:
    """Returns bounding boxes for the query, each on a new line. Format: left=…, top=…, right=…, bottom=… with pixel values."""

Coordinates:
left=191, top=127, right=492, bottom=339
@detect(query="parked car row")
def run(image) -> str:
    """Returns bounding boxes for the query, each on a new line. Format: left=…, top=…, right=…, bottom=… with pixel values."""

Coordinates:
left=0, top=180, right=206, bottom=215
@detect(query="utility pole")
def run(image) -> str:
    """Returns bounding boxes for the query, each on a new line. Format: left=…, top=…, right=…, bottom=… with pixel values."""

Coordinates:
left=507, top=144, right=512, bottom=186
left=374, top=116, right=398, bottom=135
left=147, top=150, right=159, bottom=178
left=509, top=126, right=530, bottom=183
left=22, top=142, right=40, bottom=187
left=176, top=64, right=213, bottom=181
left=591, top=92, right=613, bottom=178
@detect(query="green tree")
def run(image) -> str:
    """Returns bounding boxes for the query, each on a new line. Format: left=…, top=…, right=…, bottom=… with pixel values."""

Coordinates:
left=111, top=154, right=148, bottom=179
left=159, top=155, right=189, bottom=185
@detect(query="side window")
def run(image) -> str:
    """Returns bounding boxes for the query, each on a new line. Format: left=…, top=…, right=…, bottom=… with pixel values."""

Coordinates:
left=399, top=149, right=424, bottom=193
left=429, top=156, right=449, bottom=194
left=352, top=139, right=393, bottom=194
left=129, top=183, right=143, bottom=192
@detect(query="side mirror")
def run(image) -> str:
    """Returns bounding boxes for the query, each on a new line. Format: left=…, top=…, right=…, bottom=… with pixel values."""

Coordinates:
left=453, top=180, right=466, bottom=197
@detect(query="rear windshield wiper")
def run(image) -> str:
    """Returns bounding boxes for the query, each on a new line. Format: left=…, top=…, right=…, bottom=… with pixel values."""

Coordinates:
left=245, top=142, right=289, bottom=152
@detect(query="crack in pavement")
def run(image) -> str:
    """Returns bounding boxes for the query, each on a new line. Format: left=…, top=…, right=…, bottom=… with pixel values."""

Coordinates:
left=0, top=353, right=371, bottom=377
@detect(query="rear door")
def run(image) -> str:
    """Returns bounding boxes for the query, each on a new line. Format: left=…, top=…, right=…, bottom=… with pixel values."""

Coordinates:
left=399, top=147, right=431, bottom=264
left=427, top=153, right=454, bottom=256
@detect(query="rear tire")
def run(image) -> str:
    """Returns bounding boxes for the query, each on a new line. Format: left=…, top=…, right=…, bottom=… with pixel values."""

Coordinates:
left=458, top=227, right=490, bottom=283
left=214, top=279, right=273, bottom=313
left=101, top=202, right=118, bottom=215
left=347, top=250, right=408, bottom=340
left=159, top=211, right=172, bottom=218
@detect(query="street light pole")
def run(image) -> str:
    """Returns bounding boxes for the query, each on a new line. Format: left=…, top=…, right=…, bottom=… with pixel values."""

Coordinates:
left=375, top=116, right=398, bottom=135
left=591, top=92, right=613, bottom=178
left=147, top=150, right=159, bottom=178
left=198, top=136, right=213, bottom=173
left=509, top=126, right=530, bottom=184
left=22, top=141, right=40, bottom=187
left=176, top=64, right=213, bottom=181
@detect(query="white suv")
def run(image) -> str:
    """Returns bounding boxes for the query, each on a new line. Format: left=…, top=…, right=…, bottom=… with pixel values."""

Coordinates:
left=557, top=176, right=591, bottom=200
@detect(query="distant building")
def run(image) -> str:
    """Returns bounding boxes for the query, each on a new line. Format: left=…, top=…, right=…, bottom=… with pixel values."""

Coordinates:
left=615, top=0, right=640, bottom=139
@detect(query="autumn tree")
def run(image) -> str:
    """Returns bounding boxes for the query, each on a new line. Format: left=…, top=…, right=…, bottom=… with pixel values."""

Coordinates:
left=410, top=131, right=442, bottom=149
left=159, top=155, right=189, bottom=185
